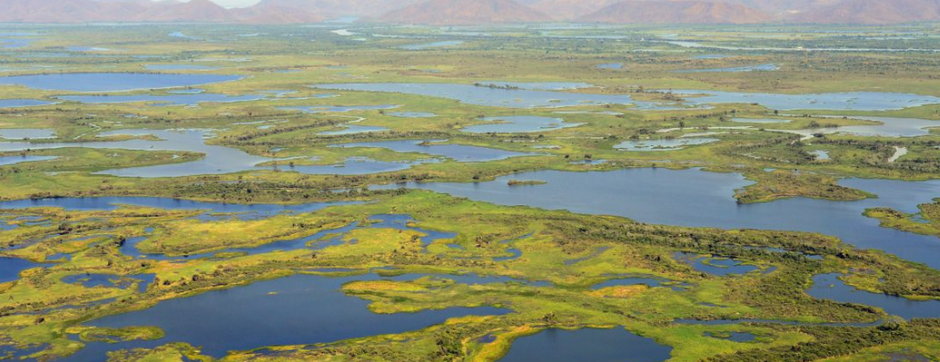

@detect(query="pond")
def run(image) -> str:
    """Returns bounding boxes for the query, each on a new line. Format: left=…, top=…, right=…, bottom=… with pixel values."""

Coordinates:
left=0, top=155, right=57, bottom=166
left=596, top=63, right=623, bottom=69
left=807, top=273, right=940, bottom=320
left=400, top=40, right=464, bottom=50
left=68, top=274, right=510, bottom=359
left=675, top=64, right=778, bottom=73
left=287, top=158, right=434, bottom=175
left=811, top=150, right=830, bottom=160
left=0, top=99, right=55, bottom=108
left=463, top=116, right=581, bottom=134
left=783, top=116, right=940, bottom=138
left=0, top=73, right=242, bottom=92
left=615, top=138, right=719, bottom=151
left=371, top=168, right=940, bottom=269
left=498, top=328, right=671, bottom=362
left=332, top=140, right=535, bottom=162
left=144, top=64, right=220, bottom=71
left=312, top=83, right=667, bottom=109
left=58, top=93, right=264, bottom=106
left=318, top=125, right=389, bottom=136
left=0, top=257, right=47, bottom=283
left=0, top=129, right=55, bottom=139
left=280, top=105, right=399, bottom=113
left=674, top=252, right=759, bottom=276
left=388, top=112, right=437, bottom=118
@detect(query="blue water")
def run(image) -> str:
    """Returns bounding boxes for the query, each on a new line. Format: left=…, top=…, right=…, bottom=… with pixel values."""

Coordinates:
left=615, top=138, right=719, bottom=151
left=68, top=274, right=510, bottom=359
left=388, top=112, right=437, bottom=118
left=0, top=155, right=57, bottom=166
left=400, top=40, right=464, bottom=50
left=332, top=140, right=535, bottom=162
left=596, top=63, right=623, bottom=69
left=0, top=99, right=54, bottom=108
left=463, top=116, right=581, bottom=134
left=0, top=257, right=46, bottom=283
left=58, top=93, right=263, bottom=106
left=280, top=105, right=399, bottom=114
left=0, top=129, right=55, bottom=139
left=674, top=252, right=759, bottom=276
left=318, top=125, right=389, bottom=136
left=705, top=331, right=756, bottom=342
left=675, top=90, right=940, bottom=111
left=676, top=64, right=779, bottom=73
left=371, top=168, right=940, bottom=269
left=0, top=73, right=242, bottom=92
left=287, top=158, right=433, bottom=175
left=807, top=274, right=940, bottom=319
left=499, top=328, right=671, bottom=362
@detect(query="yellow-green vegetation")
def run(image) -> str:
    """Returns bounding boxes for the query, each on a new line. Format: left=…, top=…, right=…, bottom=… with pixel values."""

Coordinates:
left=865, top=199, right=940, bottom=237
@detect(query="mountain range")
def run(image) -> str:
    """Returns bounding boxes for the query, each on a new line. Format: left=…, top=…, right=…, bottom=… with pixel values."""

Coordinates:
left=0, top=0, right=937, bottom=25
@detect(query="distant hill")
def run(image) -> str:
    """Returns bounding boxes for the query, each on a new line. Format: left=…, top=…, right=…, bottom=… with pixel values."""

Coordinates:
left=0, top=0, right=937, bottom=24
left=788, top=0, right=940, bottom=24
left=0, top=0, right=322, bottom=23
left=528, top=0, right=625, bottom=18
left=378, top=0, right=552, bottom=25
left=255, top=0, right=422, bottom=18
left=579, top=0, right=772, bottom=24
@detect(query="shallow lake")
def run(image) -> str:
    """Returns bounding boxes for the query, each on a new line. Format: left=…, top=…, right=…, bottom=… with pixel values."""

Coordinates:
left=388, top=112, right=437, bottom=118
left=372, top=168, right=940, bottom=269
left=318, top=125, right=389, bottom=136
left=0, top=99, right=55, bottom=109
left=499, top=328, right=671, bottom=362
left=615, top=138, right=718, bottom=151
left=675, top=90, right=940, bottom=111
left=807, top=273, right=940, bottom=319
left=332, top=140, right=535, bottom=162
left=144, top=64, right=220, bottom=71
left=779, top=116, right=940, bottom=138
left=67, top=274, right=509, bottom=359
left=0, top=155, right=57, bottom=166
left=58, top=93, right=263, bottom=106
left=0, top=73, right=242, bottom=92
left=288, top=158, right=435, bottom=176
left=0, top=129, right=55, bottom=139
left=596, top=63, right=623, bottom=69
left=675, top=64, right=778, bottom=73
left=0, top=257, right=47, bottom=283
left=463, top=116, right=580, bottom=134
left=280, top=105, right=399, bottom=113
left=400, top=40, right=464, bottom=50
